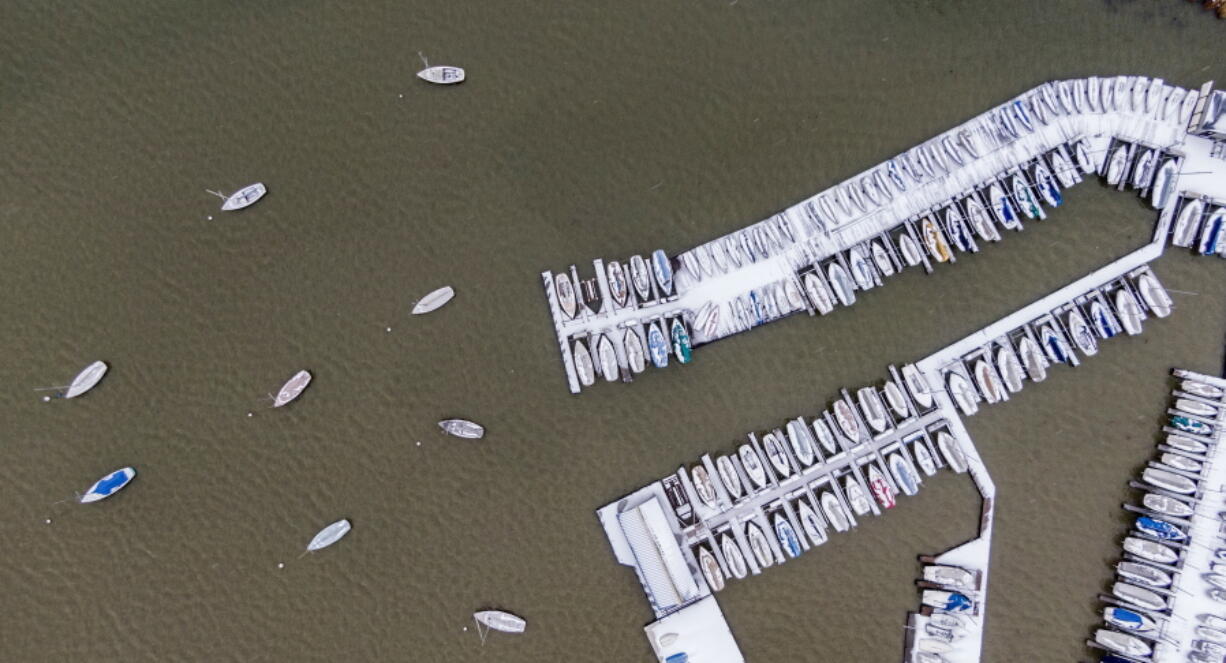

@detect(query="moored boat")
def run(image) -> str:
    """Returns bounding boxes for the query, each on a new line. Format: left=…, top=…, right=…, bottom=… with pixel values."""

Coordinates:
left=857, top=387, right=889, bottom=433
left=698, top=546, right=725, bottom=592
left=812, top=417, right=839, bottom=456
left=796, top=498, right=827, bottom=546
left=745, top=522, right=774, bottom=568
left=773, top=513, right=802, bottom=558
left=923, top=564, right=975, bottom=590
left=912, top=441, right=936, bottom=476
left=1171, top=415, right=1212, bottom=436
left=1123, top=536, right=1178, bottom=565
left=867, top=464, right=895, bottom=509
left=572, top=338, right=595, bottom=386
left=597, top=333, right=619, bottom=382
left=1105, top=144, right=1129, bottom=185
left=1095, top=629, right=1151, bottom=658
left=965, top=195, right=999, bottom=242
left=1050, top=150, right=1076, bottom=188
left=883, top=380, right=910, bottom=419
left=996, top=346, right=1025, bottom=393
left=820, top=491, right=850, bottom=532
left=1151, top=158, right=1177, bottom=209
left=1114, top=289, right=1144, bottom=335
left=803, top=272, right=834, bottom=314
left=1136, top=515, right=1186, bottom=542
left=716, top=455, right=743, bottom=500
left=1074, top=140, right=1095, bottom=174
left=556, top=274, right=578, bottom=319
left=629, top=255, right=652, bottom=301
left=898, top=233, right=923, bottom=266
left=947, top=371, right=978, bottom=416
left=417, top=66, right=465, bottom=84
left=1018, top=335, right=1048, bottom=382
left=1103, top=606, right=1158, bottom=633
left=1173, top=199, right=1205, bottom=248
left=972, top=359, right=1001, bottom=404
left=1142, top=492, right=1193, bottom=518
left=843, top=476, right=872, bottom=515
left=1117, top=561, right=1173, bottom=588
left=848, top=247, right=874, bottom=290
left=623, top=329, right=646, bottom=374
left=306, top=518, right=351, bottom=553
left=670, top=319, right=692, bottom=365
left=439, top=418, right=485, bottom=439
left=274, top=370, right=312, bottom=407
left=690, top=465, right=718, bottom=509
left=1176, top=398, right=1217, bottom=418
left=413, top=286, right=455, bottom=314
left=473, top=610, right=526, bottom=635
left=888, top=453, right=918, bottom=496
left=921, top=590, right=973, bottom=613
left=937, top=431, right=968, bottom=473
left=647, top=322, right=668, bottom=368
left=1040, top=324, right=1069, bottom=364
left=62, top=360, right=109, bottom=399
left=1167, top=435, right=1208, bottom=454
left=1112, top=581, right=1166, bottom=612
left=1131, top=149, right=1155, bottom=189
left=871, top=241, right=894, bottom=277
left=1067, top=309, right=1098, bottom=356
left=1142, top=467, right=1196, bottom=494
left=219, top=182, right=267, bottom=211
left=1090, top=300, right=1116, bottom=338
left=721, top=534, right=749, bottom=579
left=902, top=364, right=934, bottom=409
left=786, top=420, right=817, bottom=468
left=1012, top=174, right=1040, bottom=220
left=762, top=433, right=792, bottom=478
left=1182, top=380, right=1224, bottom=399
left=833, top=399, right=861, bottom=442
left=606, top=261, right=629, bottom=308
left=738, top=444, right=768, bottom=489
left=1199, top=209, right=1224, bottom=256
left=921, top=217, right=952, bottom=263
left=80, top=467, right=136, bottom=504
left=651, top=249, right=674, bottom=296
left=827, top=262, right=856, bottom=307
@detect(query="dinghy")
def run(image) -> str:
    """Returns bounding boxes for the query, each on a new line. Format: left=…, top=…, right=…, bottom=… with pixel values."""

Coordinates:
left=1106, top=145, right=1129, bottom=185
left=651, top=249, right=673, bottom=296
left=572, top=338, right=595, bottom=386
left=1182, top=380, right=1224, bottom=399
left=1074, top=141, right=1095, bottom=174
left=786, top=420, right=816, bottom=467
left=306, top=519, right=351, bottom=553
left=1117, top=561, right=1173, bottom=588
left=1151, top=159, right=1178, bottom=209
left=774, top=514, right=802, bottom=558
left=647, top=322, right=668, bottom=368
left=762, top=433, right=791, bottom=478
left=745, top=522, right=774, bottom=568
left=812, top=418, right=838, bottom=456
left=1112, top=582, right=1166, bottom=612
left=1104, top=606, right=1158, bottom=633
left=690, top=465, right=718, bottom=509
left=820, top=491, right=850, bottom=532
left=606, top=261, right=629, bottom=308
left=898, top=233, right=923, bottom=267
left=870, top=241, right=894, bottom=277
left=996, top=346, right=1025, bottom=393
left=1176, top=399, right=1217, bottom=418
left=1131, top=149, right=1155, bottom=190
left=796, top=498, right=827, bottom=547
left=920, top=217, right=952, bottom=263
left=1137, top=515, right=1186, bottom=542
left=417, top=66, right=465, bottom=84
left=439, top=418, right=485, bottom=439
left=555, top=274, right=578, bottom=319
left=867, top=465, right=895, bottom=509
left=412, top=286, right=455, bottom=314
left=827, top=263, right=856, bottom=307
left=833, top=399, right=861, bottom=442
left=921, top=590, right=973, bottom=613
left=857, top=387, right=889, bottom=433
left=1143, top=492, right=1193, bottom=518
left=843, top=476, right=872, bottom=515
left=1114, top=289, right=1144, bottom=335
left=1040, top=325, right=1069, bottom=365
left=623, top=329, right=646, bottom=374
left=1123, top=537, right=1178, bottom=565
left=937, top=432, right=968, bottom=473
left=972, top=359, right=1001, bottom=404
left=274, top=370, right=312, bottom=407
left=1167, top=435, right=1208, bottom=454
left=628, top=255, right=652, bottom=301
left=923, top=565, right=975, bottom=590
left=1067, top=309, right=1098, bottom=356
left=1143, top=467, right=1196, bottom=494
left=883, top=381, right=910, bottom=419
left=803, top=272, right=835, bottom=315
left=947, top=371, right=978, bottom=416
left=670, top=319, right=692, bottom=365
left=80, top=467, right=136, bottom=503
left=738, top=444, right=768, bottom=489
left=721, top=534, right=749, bottom=579
left=473, top=610, right=526, bottom=635
left=219, top=183, right=267, bottom=211
left=62, top=360, right=109, bottom=399
left=1018, top=335, right=1048, bottom=382
left=912, top=441, right=936, bottom=476
left=1173, top=199, right=1205, bottom=248
left=888, top=453, right=918, bottom=496
left=698, top=546, right=725, bottom=591
left=902, top=364, right=934, bottom=409
left=597, top=333, right=619, bottom=382
left=1089, top=300, right=1116, bottom=338
left=715, top=456, right=743, bottom=500
left=1095, top=629, right=1151, bottom=658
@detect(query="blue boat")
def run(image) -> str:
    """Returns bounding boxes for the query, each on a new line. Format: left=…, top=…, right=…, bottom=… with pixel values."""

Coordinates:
left=664, top=654, right=688, bottom=663
left=1172, top=416, right=1212, bottom=436
left=1041, top=326, right=1068, bottom=364
left=1200, top=215, right=1223, bottom=256
left=773, top=514, right=802, bottom=558
left=749, top=291, right=765, bottom=325
left=887, top=160, right=907, bottom=192
left=80, top=467, right=136, bottom=504
left=931, top=591, right=973, bottom=612
left=651, top=249, right=674, bottom=296
left=647, top=322, right=669, bottom=369
left=670, top=319, right=692, bottom=364
left=1044, top=177, right=1063, bottom=207
left=1137, top=516, right=1187, bottom=542
left=1103, top=606, right=1155, bottom=633
left=1012, top=100, right=1034, bottom=132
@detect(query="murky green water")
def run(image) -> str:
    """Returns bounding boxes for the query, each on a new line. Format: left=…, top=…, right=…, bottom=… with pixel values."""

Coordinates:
left=3, top=2, right=1224, bottom=661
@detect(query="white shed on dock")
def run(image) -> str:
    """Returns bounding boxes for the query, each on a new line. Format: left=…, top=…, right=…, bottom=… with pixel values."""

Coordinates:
left=644, top=596, right=744, bottom=663
left=616, top=496, right=701, bottom=611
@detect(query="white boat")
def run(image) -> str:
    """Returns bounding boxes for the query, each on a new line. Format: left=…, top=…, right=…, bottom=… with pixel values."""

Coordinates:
left=1183, top=380, right=1224, bottom=399
left=623, top=330, right=646, bottom=374
left=473, top=610, right=526, bottom=634
left=796, top=498, right=827, bottom=547
left=786, top=420, right=816, bottom=467
left=1117, top=561, right=1172, bottom=588
left=219, top=183, right=267, bottom=211
left=921, top=590, right=972, bottom=613
left=597, top=334, right=618, bottom=383
left=1151, top=159, right=1177, bottom=209
left=1176, top=398, right=1217, bottom=418
left=1067, top=309, right=1097, bottom=356
left=695, top=245, right=716, bottom=277
left=738, top=444, right=768, bottom=489
left=274, top=370, right=312, bottom=407
left=555, top=274, right=578, bottom=319
left=888, top=453, right=919, bottom=496
left=772, top=282, right=791, bottom=315
left=1049, top=150, right=1076, bottom=188
left=901, top=364, right=934, bottom=409
left=1131, top=149, right=1155, bottom=189
left=439, top=418, right=485, bottom=439
left=572, top=338, right=595, bottom=386
left=63, top=360, right=109, bottom=399
left=628, top=255, right=652, bottom=301
left=722, top=237, right=744, bottom=269
left=1143, top=492, right=1193, bottom=518
left=1018, top=336, right=1048, bottom=383
left=947, top=372, right=978, bottom=416
left=857, top=387, right=889, bottom=433
left=924, top=564, right=975, bottom=590
left=1095, top=629, right=1151, bottom=658
left=1161, top=452, right=1202, bottom=473
left=1123, top=536, right=1178, bottom=565
left=883, top=380, right=910, bottom=419
left=1167, top=435, right=1207, bottom=454
left=1103, top=606, right=1158, bottom=633
left=867, top=464, right=895, bottom=509
left=1198, top=625, right=1226, bottom=644
left=1112, top=582, right=1166, bottom=612
left=80, top=467, right=136, bottom=503
left=762, top=433, right=791, bottom=478
left=812, top=418, right=838, bottom=456
left=929, top=613, right=965, bottom=631
left=803, top=272, right=834, bottom=315
left=721, top=534, right=749, bottom=579
left=1199, top=209, right=1225, bottom=255
left=417, top=66, right=465, bottom=85
left=827, top=262, right=856, bottom=306
left=606, top=261, right=629, bottom=308
left=820, top=491, right=850, bottom=532
left=1136, top=273, right=1172, bottom=318
left=698, top=546, right=725, bottom=592
left=843, top=476, right=871, bottom=515
left=412, top=286, right=455, bottom=314
left=708, top=242, right=729, bottom=273
left=898, top=233, right=923, bottom=267
left=1142, top=467, right=1195, bottom=494
left=965, top=195, right=999, bottom=242
left=972, top=359, right=1001, bottom=404
left=773, top=513, right=802, bottom=558
left=1012, top=174, right=1038, bottom=220
left=745, top=522, right=773, bottom=568
left=1105, top=145, right=1129, bottom=185
left=1173, top=199, right=1205, bottom=248
left=912, top=441, right=936, bottom=476
left=1114, top=289, right=1144, bottom=336
left=920, top=216, right=952, bottom=263
left=715, top=456, right=743, bottom=500
left=651, top=249, right=673, bottom=296
left=783, top=278, right=805, bottom=311
left=692, top=302, right=719, bottom=342
left=1074, top=141, right=1095, bottom=174
left=306, top=519, right=351, bottom=553
left=680, top=252, right=701, bottom=283
left=937, top=432, right=968, bottom=473
left=833, top=399, right=861, bottom=442
left=996, top=346, right=1025, bottom=393
left=690, top=465, right=718, bottom=508
left=870, top=241, right=894, bottom=277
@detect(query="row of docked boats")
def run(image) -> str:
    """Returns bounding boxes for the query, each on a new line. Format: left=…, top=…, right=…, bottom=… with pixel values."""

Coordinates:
left=552, top=249, right=676, bottom=323
left=1167, top=194, right=1226, bottom=257
left=565, top=315, right=694, bottom=387
left=911, top=565, right=981, bottom=662
left=939, top=267, right=1172, bottom=418
left=1089, top=371, right=1226, bottom=663
left=1100, top=138, right=1181, bottom=210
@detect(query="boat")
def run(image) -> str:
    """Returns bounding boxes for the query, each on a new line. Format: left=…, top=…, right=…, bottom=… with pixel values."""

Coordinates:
left=923, top=565, right=975, bottom=590
left=63, top=360, right=109, bottom=399
left=1018, top=335, right=1048, bottom=382
left=219, top=182, right=267, bottom=211
left=306, top=519, right=351, bottom=553
left=912, top=441, right=936, bottom=476
left=1142, top=467, right=1196, bottom=494
left=921, top=590, right=973, bottom=613
left=1200, top=209, right=1224, bottom=256
left=651, top=249, right=674, bottom=296
left=723, top=236, right=745, bottom=269
left=1143, top=492, right=1193, bottom=518
left=629, top=255, right=652, bottom=301
left=827, top=262, right=856, bottom=306
left=867, top=465, right=895, bottom=509
left=846, top=248, right=871, bottom=289
left=773, top=514, right=802, bottom=558
left=595, top=333, right=619, bottom=382
left=812, top=418, right=838, bottom=456
left=929, top=613, right=965, bottom=631
left=786, top=420, right=816, bottom=467
left=690, top=465, right=718, bottom=508
left=796, top=498, right=827, bottom=547
left=1117, top=561, right=1173, bottom=588
left=947, top=371, right=978, bottom=416
left=1090, top=300, right=1116, bottom=338
left=748, top=291, right=765, bottom=325
left=1198, top=625, right=1226, bottom=645
left=670, top=320, right=692, bottom=365
left=1131, top=149, right=1155, bottom=190
left=857, top=387, right=889, bottom=433
left=832, top=399, right=861, bottom=442
left=606, top=261, right=629, bottom=308
left=721, top=534, right=749, bottom=579
left=996, top=346, right=1025, bottom=393
left=274, top=370, right=312, bottom=407
left=473, top=610, right=526, bottom=637
left=1172, top=415, right=1212, bottom=436
left=943, top=207, right=971, bottom=253
left=820, top=491, right=850, bottom=532
left=1067, top=309, right=1098, bottom=356
left=1176, top=399, right=1217, bottom=418
left=745, top=522, right=774, bottom=568
left=572, top=338, right=595, bottom=386
left=762, top=433, right=792, bottom=478
left=1103, top=606, right=1158, bottom=633
left=439, top=418, right=485, bottom=439
left=1114, top=289, right=1144, bottom=336
left=1010, top=175, right=1038, bottom=220
left=902, top=364, right=934, bottom=409
left=898, top=233, right=923, bottom=266
left=843, top=476, right=872, bottom=515
left=1113, top=582, right=1166, bottom=612
left=1106, top=144, right=1129, bottom=185
left=662, top=476, right=695, bottom=526
left=1039, top=325, right=1068, bottom=365
left=1173, top=199, right=1205, bottom=247
left=623, top=330, right=646, bottom=374
left=1151, top=158, right=1178, bottom=209
left=738, top=444, right=768, bottom=489
left=412, top=286, right=455, bottom=314
left=1049, top=150, right=1076, bottom=188
left=888, top=453, right=918, bottom=496
left=698, top=546, right=725, bottom=592
left=883, top=381, right=910, bottom=419
left=803, top=272, right=834, bottom=314
left=1123, top=537, right=1178, bottom=565
left=1074, top=141, right=1095, bottom=174
left=695, top=245, right=715, bottom=277
left=1214, top=209, right=1226, bottom=257
left=965, top=196, right=999, bottom=242
left=555, top=274, right=578, bottom=318
left=1095, top=629, right=1151, bottom=658
left=709, top=242, right=729, bottom=273
left=1183, top=380, right=1224, bottom=399
left=647, top=322, right=669, bottom=368
left=80, top=467, right=136, bottom=503
left=1167, top=435, right=1208, bottom=454
left=1212, top=589, right=1226, bottom=606
left=417, top=66, right=465, bottom=84
left=920, top=217, right=952, bottom=263
left=937, top=431, right=968, bottom=473
left=870, top=241, right=894, bottom=277
left=1203, top=615, right=1226, bottom=631
left=715, top=456, right=743, bottom=500
left=783, top=278, right=805, bottom=311
left=972, top=359, right=1001, bottom=404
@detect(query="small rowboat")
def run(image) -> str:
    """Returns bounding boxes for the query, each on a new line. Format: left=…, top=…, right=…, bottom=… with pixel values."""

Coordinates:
left=439, top=418, right=485, bottom=439
left=474, top=610, right=526, bottom=635
left=417, top=66, right=465, bottom=84
left=274, top=370, right=312, bottom=407
left=63, top=360, right=109, bottom=399
left=306, top=519, right=351, bottom=553
left=219, top=183, right=267, bottom=211
left=412, top=286, right=455, bottom=314
left=80, top=467, right=136, bottom=503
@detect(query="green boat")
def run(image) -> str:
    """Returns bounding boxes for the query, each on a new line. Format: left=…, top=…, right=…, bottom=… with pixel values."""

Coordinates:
left=671, top=319, right=692, bottom=364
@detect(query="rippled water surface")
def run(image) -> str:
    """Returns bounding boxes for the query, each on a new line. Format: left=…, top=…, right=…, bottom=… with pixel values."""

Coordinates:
left=3, top=2, right=1225, bottom=661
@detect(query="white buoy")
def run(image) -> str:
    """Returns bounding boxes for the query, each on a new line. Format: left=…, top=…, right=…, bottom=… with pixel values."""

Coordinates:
left=277, top=562, right=284, bottom=569
left=45, top=519, right=52, bottom=524
left=416, top=441, right=422, bottom=446
left=247, top=412, right=253, bottom=417
left=386, top=327, right=392, bottom=332
left=42, top=396, right=51, bottom=402
left=207, top=216, right=213, bottom=220
left=462, top=626, right=468, bottom=632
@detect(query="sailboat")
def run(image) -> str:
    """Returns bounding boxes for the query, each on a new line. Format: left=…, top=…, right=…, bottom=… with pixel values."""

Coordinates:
left=473, top=610, right=526, bottom=644
left=304, top=519, right=351, bottom=555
